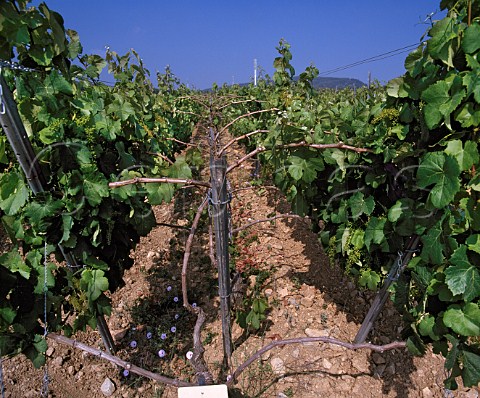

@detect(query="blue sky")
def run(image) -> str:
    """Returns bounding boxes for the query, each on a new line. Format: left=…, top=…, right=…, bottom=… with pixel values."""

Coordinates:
left=37, top=1, right=444, bottom=89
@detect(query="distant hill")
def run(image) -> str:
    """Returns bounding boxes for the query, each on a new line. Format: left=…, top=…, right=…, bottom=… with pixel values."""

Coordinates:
left=306, top=76, right=366, bottom=89
left=202, top=76, right=366, bottom=91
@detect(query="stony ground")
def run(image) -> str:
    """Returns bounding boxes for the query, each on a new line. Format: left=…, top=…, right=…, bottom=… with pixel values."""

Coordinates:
left=1, top=132, right=479, bottom=398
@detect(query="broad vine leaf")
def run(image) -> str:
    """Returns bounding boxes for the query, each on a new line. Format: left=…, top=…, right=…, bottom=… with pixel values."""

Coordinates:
left=421, top=79, right=466, bottom=129
left=388, top=199, right=414, bottom=222
left=0, top=173, right=29, bottom=215
left=0, top=251, right=31, bottom=279
left=417, top=152, right=461, bottom=208
left=83, top=170, right=109, bottom=206
left=0, top=307, right=17, bottom=324
left=0, top=335, right=22, bottom=357
left=421, top=221, right=444, bottom=265
left=349, top=192, right=375, bottom=218
left=364, top=217, right=386, bottom=251
left=44, top=70, right=73, bottom=95
left=466, top=234, right=480, bottom=254
left=33, top=262, right=56, bottom=294
left=445, top=245, right=480, bottom=301
left=106, top=93, right=135, bottom=121
left=456, top=103, right=480, bottom=128
left=427, top=16, right=457, bottom=66
left=443, top=303, right=480, bottom=336
left=462, top=350, right=480, bottom=387
left=444, top=140, right=479, bottom=171
left=419, top=314, right=439, bottom=340
left=358, top=270, right=380, bottom=290
left=462, top=22, right=480, bottom=54
left=168, top=156, right=192, bottom=179
left=287, top=156, right=324, bottom=183
left=145, top=183, right=174, bottom=205
left=80, top=269, right=109, bottom=302
left=24, top=197, right=63, bottom=230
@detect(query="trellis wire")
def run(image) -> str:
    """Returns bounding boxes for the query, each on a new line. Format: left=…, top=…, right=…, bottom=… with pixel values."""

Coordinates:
left=40, top=242, right=50, bottom=398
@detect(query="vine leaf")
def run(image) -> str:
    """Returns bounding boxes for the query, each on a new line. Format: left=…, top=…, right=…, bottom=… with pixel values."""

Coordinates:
left=364, top=217, right=386, bottom=251
left=349, top=192, right=375, bottom=219
left=462, top=350, right=480, bottom=387
left=33, top=262, right=56, bottom=294
left=80, top=269, right=109, bottom=303
left=443, top=303, right=480, bottom=336
left=418, top=314, right=439, bottom=341
left=426, top=17, right=457, bottom=67
left=445, top=245, right=480, bottom=301
left=145, top=183, right=175, bottom=205
left=288, top=156, right=323, bottom=183
left=420, top=221, right=444, bottom=265
left=421, top=79, right=466, bottom=129
left=0, top=251, right=31, bottom=279
left=444, top=140, right=479, bottom=171
left=466, top=234, right=480, bottom=254
left=417, top=152, right=460, bottom=208
left=82, top=168, right=109, bottom=206
left=0, top=173, right=29, bottom=215
left=358, top=270, right=380, bottom=290
left=462, top=22, right=480, bottom=54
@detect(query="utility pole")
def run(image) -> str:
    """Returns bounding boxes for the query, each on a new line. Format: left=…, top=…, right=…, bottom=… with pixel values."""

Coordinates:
left=254, top=58, right=257, bottom=87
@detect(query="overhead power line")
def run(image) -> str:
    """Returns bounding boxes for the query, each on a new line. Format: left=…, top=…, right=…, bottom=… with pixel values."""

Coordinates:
left=318, top=42, right=423, bottom=76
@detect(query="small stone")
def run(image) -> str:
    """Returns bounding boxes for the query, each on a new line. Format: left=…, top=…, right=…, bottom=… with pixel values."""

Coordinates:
left=292, top=348, right=300, bottom=358
left=146, top=251, right=156, bottom=259
left=53, top=356, right=63, bottom=367
left=277, top=287, right=289, bottom=298
left=248, top=275, right=256, bottom=288
left=264, top=288, right=273, bottom=297
left=67, top=365, right=75, bottom=375
left=300, top=297, right=314, bottom=307
left=374, top=364, right=386, bottom=378
left=101, top=378, right=116, bottom=397
left=300, top=284, right=315, bottom=299
left=277, top=393, right=288, bottom=398
left=271, top=243, right=283, bottom=250
left=46, top=346, right=55, bottom=357
left=372, top=352, right=386, bottom=364
left=287, top=297, right=298, bottom=307
left=305, top=328, right=329, bottom=338
left=112, top=328, right=129, bottom=342
left=386, top=363, right=396, bottom=375
left=378, top=335, right=390, bottom=344
left=270, top=357, right=285, bottom=376
left=422, top=387, right=434, bottom=398
left=351, top=356, right=369, bottom=373
left=322, top=358, right=332, bottom=370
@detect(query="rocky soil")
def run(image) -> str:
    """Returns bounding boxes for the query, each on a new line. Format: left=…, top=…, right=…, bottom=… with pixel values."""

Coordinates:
left=1, top=132, right=479, bottom=398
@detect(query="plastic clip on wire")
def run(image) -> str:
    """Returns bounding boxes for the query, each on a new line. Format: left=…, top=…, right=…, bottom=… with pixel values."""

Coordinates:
left=386, top=251, right=404, bottom=282
left=0, top=78, right=5, bottom=116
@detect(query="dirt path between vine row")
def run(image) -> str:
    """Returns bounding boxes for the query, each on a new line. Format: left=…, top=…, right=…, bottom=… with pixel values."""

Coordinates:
left=1, top=129, right=479, bottom=398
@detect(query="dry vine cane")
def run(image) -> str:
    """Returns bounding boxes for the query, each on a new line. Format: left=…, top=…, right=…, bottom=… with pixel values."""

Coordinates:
left=47, top=332, right=406, bottom=388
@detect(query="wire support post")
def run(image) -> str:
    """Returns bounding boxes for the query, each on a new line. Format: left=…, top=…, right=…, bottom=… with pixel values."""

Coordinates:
left=209, top=156, right=233, bottom=367
left=353, top=235, right=421, bottom=344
